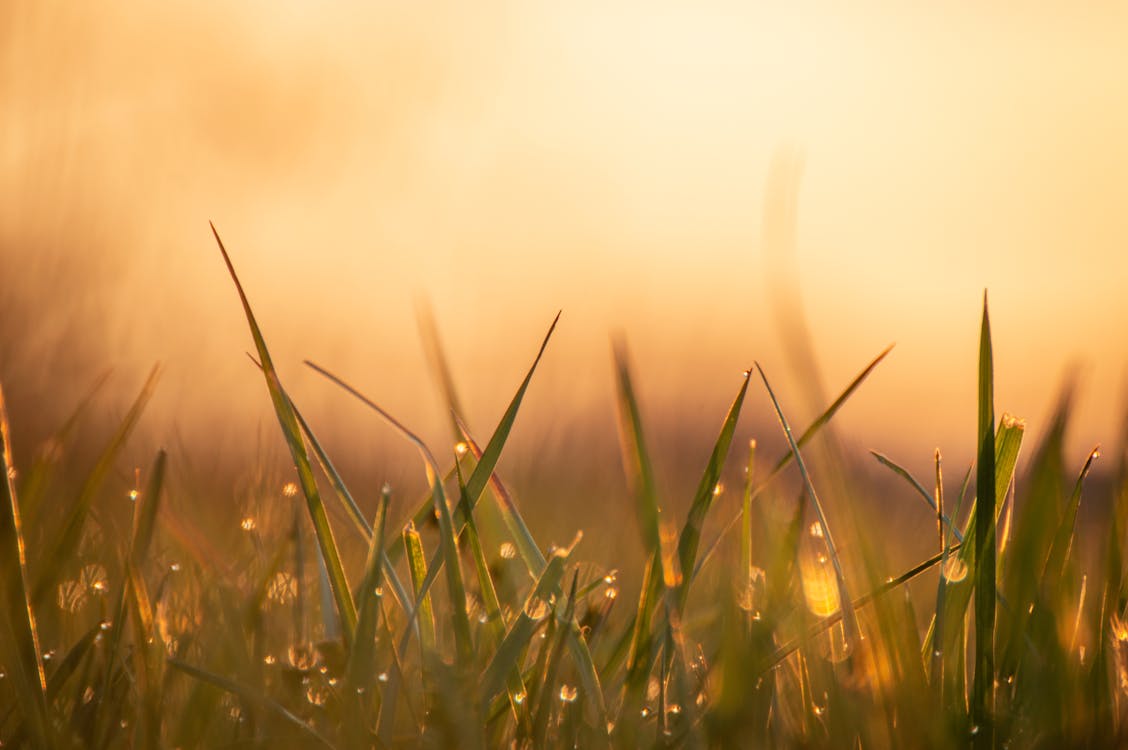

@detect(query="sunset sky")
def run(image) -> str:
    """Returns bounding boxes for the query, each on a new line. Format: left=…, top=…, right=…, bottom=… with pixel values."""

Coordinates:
left=3, top=1, right=1126, bottom=479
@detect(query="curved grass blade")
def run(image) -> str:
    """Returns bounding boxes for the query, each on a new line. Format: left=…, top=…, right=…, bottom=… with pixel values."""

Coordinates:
left=694, top=345, right=893, bottom=580
left=303, top=361, right=474, bottom=668
left=31, top=364, right=160, bottom=606
left=871, top=451, right=964, bottom=542
left=211, top=224, right=357, bottom=646
left=973, top=292, right=996, bottom=749
left=756, top=362, right=861, bottom=651
left=613, top=341, right=661, bottom=555
left=168, top=657, right=338, bottom=749
left=0, top=384, right=52, bottom=749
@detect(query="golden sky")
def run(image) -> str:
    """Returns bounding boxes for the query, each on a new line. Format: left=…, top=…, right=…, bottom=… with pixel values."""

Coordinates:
left=2, top=1, right=1126, bottom=475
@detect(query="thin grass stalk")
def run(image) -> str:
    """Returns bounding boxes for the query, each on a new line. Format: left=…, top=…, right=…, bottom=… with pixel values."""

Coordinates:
left=0, top=385, right=52, bottom=749
left=755, top=363, right=861, bottom=651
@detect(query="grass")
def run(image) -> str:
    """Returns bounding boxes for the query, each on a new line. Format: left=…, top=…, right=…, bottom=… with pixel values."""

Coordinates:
left=0, top=232, right=1125, bottom=748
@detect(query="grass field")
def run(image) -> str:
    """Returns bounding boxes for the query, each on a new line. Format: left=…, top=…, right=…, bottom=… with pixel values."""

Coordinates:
left=0, top=230, right=1124, bottom=748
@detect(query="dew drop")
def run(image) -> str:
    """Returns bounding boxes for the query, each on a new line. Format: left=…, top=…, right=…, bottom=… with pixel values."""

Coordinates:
left=455, top=441, right=469, bottom=457
left=240, top=517, right=256, bottom=532
left=169, top=562, right=182, bottom=573
left=559, top=684, right=578, bottom=703
left=712, top=482, right=725, bottom=496
left=499, top=542, right=517, bottom=560
left=640, top=708, right=652, bottom=719
left=282, top=482, right=299, bottom=497
left=128, top=489, right=139, bottom=502
left=604, top=587, right=618, bottom=600
left=808, top=522, right=825, bottom=539
left=524, top=596, right=551, bottom=621
left=667, top=703, right=682, bottom=716
left=513, top=690, right=526, bottom=705
left=377, top=672, right=389, bottom=683
left=603, top=571, right=618, bottom=585
left=263, top=654, right=276, bottom=665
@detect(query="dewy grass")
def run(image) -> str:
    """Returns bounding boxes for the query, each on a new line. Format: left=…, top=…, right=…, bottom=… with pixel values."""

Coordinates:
left=3, top=238, right=1128, bottom=747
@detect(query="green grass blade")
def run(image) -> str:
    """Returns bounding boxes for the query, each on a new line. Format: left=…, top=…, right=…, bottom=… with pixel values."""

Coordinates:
left=346, top=486, right=390, bottom=688
left=455, top=461, right=508, bottom=648
left=613, top=341, right=661, bottom=554
left=0, top=384, right=52, bottom=748
left=694, top=345, right=893, bottom=580
left=168, top=657, right=338, bottom=748
left=31, top=364, right=160, bottom=607
left=480, top=542, right=575, bottom=708
left=756, top=362, right=861, bottom=650
left=871, top=451, right=964, bottom=542
left=675, top=369, right=750, bottom=610
left=301, top=360, right=474, bottom=667
left=404, top=522, right=437, bottom=657
left=973, top=291, right=996, bottom=747
left=1041, top=447, right=1099, bottom=596
left=211, top=224, right=357, bottom=646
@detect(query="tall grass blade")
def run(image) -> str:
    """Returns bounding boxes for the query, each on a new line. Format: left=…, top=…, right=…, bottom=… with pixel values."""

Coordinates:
left=696, top=345, right=893, bottom=579
left=346, top=486, right=390, bottom=688
left=302, top=361, right=474, bottom=666
left=756, top=362, right=861, bottom=651
left=211, top=224, right=357, bottom=646
left=1041, top=447, right=1099, bottom=596
left=31, top=364, right=160, bottom=606
left=675, top=370, right=750, bottom=610
left=0, top=384, right=52, bottom=748
left=973, top=291, right=996, bottom=747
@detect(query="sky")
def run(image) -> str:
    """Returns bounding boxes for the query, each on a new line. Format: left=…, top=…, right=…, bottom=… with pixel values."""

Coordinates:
left=2, top=1, right=1127, bottom=484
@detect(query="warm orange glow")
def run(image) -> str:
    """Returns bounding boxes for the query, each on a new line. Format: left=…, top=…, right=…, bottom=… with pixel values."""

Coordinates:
left=2, top=1, right=1126, bottom=475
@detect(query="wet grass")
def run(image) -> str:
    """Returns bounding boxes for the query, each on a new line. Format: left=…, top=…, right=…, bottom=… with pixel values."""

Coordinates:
left=0, top=234, right=1124, bottom=748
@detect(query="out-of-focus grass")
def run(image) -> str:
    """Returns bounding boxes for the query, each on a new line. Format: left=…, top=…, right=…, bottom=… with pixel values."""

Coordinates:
left=0, top=236, right=1124, bottom=748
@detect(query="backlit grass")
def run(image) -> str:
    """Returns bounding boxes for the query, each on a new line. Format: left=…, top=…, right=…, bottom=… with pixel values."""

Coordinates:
left=0, top=232, right=1124, bottom=748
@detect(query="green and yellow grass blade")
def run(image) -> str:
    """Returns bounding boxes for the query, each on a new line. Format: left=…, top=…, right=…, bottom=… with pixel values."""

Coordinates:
left=211, top=224, right=357, bottom=647
left=0, top=385, right=52, bottom=749
left=973, top=292, right=996, bottom=747
left=346, top=486, right=390, bottom=689
left=756, top=362, right=862, bottom=651
left=31, top=364, right=160, bottom=607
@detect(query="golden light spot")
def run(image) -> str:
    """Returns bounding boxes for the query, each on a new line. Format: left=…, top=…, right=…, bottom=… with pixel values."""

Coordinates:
left=282, top=482, right=299, bottom=497
left=800, top=550, right=840, bottom=618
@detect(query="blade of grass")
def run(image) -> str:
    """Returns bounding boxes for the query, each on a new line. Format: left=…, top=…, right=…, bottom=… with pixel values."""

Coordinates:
left=168, top=657, right=338, bottom=748
left=756, top=362, right=861, bottom=651
left=694, top=345, right=893, bottom=580
left=1041, top=447, right=1100, bottom=596
left=613, top=343, right=666, bottom=734
left=211, top=224, right=357, bottom=646
left=973, top=291, right=996, bottom=747
left=871, top=451, right=964, bottom=542
left=0, top=384, right=52, bottom=749
left=346, top=486, right=390, bottom=689
left=31, top=364, right=160, bottom=606
left=480, top=540, right=576, bottom=708
left=302, top=360, right=474, bottom=667
left=675, top=369, right=751, bottom=611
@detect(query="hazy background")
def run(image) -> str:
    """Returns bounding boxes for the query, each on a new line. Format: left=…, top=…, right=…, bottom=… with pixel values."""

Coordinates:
left=3, top=1, right=1127, bottom=511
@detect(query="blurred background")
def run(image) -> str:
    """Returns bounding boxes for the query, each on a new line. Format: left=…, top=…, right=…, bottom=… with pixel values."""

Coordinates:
left=2, top=2, right=1127, bottom=548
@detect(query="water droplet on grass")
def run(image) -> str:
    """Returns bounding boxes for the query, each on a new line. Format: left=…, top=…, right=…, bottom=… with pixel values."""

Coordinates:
left=559, top=684, right=578, bottom=703
left=499, top=542, right=517, bottom=560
